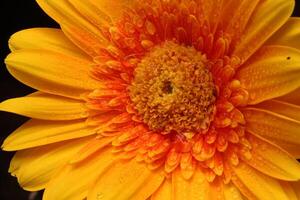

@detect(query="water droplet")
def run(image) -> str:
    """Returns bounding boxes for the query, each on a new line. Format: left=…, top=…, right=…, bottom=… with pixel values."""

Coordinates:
left=97, top=193, right=104, bottom=200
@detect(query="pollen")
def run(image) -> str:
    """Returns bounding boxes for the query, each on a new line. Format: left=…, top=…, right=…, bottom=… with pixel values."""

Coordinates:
left=129, top=41, right=216, bottom=134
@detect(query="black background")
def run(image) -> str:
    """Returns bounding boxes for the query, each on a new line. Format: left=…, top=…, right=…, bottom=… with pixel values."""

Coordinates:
left=0, top=1, right=300, bottom=199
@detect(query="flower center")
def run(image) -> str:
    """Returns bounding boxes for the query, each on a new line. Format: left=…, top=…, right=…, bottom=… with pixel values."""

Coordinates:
left=129, top=41, right=216, bottom=134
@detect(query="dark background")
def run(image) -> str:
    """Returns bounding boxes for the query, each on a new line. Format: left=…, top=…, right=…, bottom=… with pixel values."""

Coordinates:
left=0, top=1, right=58, bottom=200
left=0, top=0, right=300, bottom=199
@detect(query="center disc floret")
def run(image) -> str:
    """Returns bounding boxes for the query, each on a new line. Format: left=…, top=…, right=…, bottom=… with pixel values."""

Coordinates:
left=129, top=41, right=216, bottom=134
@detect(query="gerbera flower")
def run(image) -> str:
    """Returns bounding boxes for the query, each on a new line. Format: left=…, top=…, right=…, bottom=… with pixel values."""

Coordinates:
left=2, top=0, right=300, bottom=199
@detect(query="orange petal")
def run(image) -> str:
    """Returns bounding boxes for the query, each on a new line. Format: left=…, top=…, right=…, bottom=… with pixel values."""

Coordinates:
left=221, top=0, right=257, bottom=28
left=232, top=0, right=294, bottom=63
left=244, top=134, right=300, bottom=181
left=2, top=119, right=95, bottom=150
left=254, top=100, right=300, bottom=122
left=280, top=181, right=298, bottom=200
left=5, top=49, right=100, bottom=99
left=43, top=147, right=119, bottom=200
left=290, top=181, right=300, bottom=199
left=198, top=0, right=223, bottom=33
left=171, top=168, right=215, bottom=200
left=243, top=107, right=300, bottom=158
left=267, top=17, right=300, bottom=50
left=232, top=162, right=290, bottom=200
left=237, top=46, right=300, bottom=104
left=151, top=179, right=171, bottom=200
left=276, top=87, right=300, bottom=106
left=8, top=28, right=88, bottom=59
left=222, top=0, right=260, bottom=44
left=0, top=92, right=88, bottom=120
left=87, top=159, right=164, bottom=200
left=9, top=136, right=91, bottom=191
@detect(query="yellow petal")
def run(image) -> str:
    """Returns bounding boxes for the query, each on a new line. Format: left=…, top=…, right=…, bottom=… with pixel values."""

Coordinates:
left=243, top=107, right=300, bottom=158
left=90, top=0, right=131, bottom=19
left=276, top=87, right=300, bottom=106
left=172, top=168, right=215, bottom=200
left=267, top=17, right=300, bottom=50
left=37, top=0, right=126, bottom=26
left=36, top=0, right=129, bottom=56
left=2, top=119, right=95, bottom=151
left=0, top=92, right=88, bottom=120
left=9, top=136, right=91, bottom=191
left=244, top=134, right=300, bottom=181
left=5, top=49, right=100, bottom=99
left=237, top=46, right=300, bottom=104
left=43, top=147, right=118, bottom=200
left=36, top=0, right=104, bottom=37
left=280, top=181, right=298, bottom=200
left=151, top=179, right=172, bottom=200
left=8, top=28, right=88, bottom=59
left=61, top=24, right=107, bottom=57
left=68, top=0, right=126, bottom=24
left=254, top=100, right=300, bottom=122
left=69, top=136, right=114, bottom=164
left=223, top=183, right=244, bottom=200
left=232, top=162, right=289, bottom=200
left=87, top=159, right=165, bottom=200
left=232, top=0, right=294, bottom=63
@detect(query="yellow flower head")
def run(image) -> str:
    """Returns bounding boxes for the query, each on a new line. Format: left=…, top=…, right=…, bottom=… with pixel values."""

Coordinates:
left=1, top=0, right=300, bottom=199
